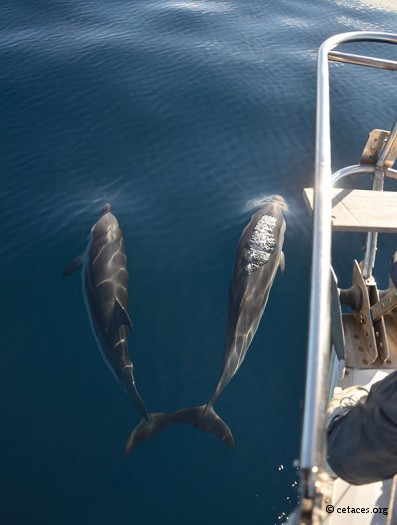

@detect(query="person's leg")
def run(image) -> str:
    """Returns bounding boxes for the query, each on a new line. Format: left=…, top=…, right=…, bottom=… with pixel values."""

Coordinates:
left=327, top=370, right=397, bottom=485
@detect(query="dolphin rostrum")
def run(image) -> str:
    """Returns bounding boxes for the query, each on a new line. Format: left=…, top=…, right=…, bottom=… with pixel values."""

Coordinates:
left=64, top=204, right=148, bottom=421
left=124, top=195, right=287, bottom=455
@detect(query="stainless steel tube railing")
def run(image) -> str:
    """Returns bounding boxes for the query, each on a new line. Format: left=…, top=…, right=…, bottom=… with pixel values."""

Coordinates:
left=362, top=119, right=397, bottom=278
left=300, top=32, right=397, bottom=502
left=332, top=165, right=397, bottom=184
left=329, top=51, right=397, bottom=70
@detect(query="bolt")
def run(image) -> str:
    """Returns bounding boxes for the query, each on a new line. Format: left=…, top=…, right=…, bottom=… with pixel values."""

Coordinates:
left=358, top=346, right=363, bottom=352
left=363, top=359, right=368, bottom=365
left=354, top=334, right=360, bottom=340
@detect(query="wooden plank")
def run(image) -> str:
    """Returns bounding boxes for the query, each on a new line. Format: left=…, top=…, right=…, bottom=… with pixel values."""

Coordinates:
left=303, top=188, right=397, bottom=232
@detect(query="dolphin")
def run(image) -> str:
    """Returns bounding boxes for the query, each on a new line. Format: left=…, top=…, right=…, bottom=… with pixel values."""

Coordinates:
left=63, top=204, right=148, bottom=421
left=124, top=195, right=287, bottom=455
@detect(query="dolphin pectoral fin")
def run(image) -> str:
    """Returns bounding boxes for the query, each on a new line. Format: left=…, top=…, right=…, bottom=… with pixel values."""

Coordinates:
left=279, top=251, right=285, bottom=274
left=63, top=256, right=82, bottom=276
left=125, top=412, right=171, bottom=457
left=169, top=404, right=234, bottom=448
left=112, top=298, right=133, bottom=331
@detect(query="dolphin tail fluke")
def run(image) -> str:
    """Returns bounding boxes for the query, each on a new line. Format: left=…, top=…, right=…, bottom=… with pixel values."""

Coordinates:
left=168, top=404, right=235, bottom=448
left=124, top=405, right=234, bottom=457
left=125, top=412, right=172, bottom=457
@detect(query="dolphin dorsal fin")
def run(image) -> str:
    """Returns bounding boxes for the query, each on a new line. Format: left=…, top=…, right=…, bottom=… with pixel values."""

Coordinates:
left=112, top=298, right=133, bottom=331
left=63, top=256, right=82, bottom=276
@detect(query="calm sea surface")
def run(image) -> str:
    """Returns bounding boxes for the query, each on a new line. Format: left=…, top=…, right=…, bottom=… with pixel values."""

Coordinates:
left=1, top=1, right=397, bottom=524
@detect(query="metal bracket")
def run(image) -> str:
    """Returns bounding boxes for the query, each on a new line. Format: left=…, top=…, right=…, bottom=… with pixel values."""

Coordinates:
left=371, top=287, right=397, bottom=320
left=330, top=266, right=345, bottom=360
left=360, top=128, right=397, bottom=169
left=351, top=260, right=378, bottom=363
left=341, top=261, right=396, bottom=367
left=368, top=282, right=390, bottom=363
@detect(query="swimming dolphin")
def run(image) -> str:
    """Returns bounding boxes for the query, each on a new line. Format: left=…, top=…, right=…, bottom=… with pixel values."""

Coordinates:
left=63, top=204, right=148, bottom=421
left=124, top=195, right=287, bottom=455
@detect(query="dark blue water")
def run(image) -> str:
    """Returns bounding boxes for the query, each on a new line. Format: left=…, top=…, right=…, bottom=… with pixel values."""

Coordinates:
left=2, top=1, right=397, bottom=524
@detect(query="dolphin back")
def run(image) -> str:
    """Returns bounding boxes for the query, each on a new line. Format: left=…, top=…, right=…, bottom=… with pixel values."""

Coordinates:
left=231, top=199, right=286, bottom=303
left=88, top=210, right=129, bottom=331
left=205, top=198, right=286, bottom=410
left=71, top=206, right=149, bottom=421
left=226, top=199, right=286, bottom=366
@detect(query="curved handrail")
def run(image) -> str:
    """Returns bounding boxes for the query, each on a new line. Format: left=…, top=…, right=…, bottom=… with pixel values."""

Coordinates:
left=300, top=32, right=397, bottom=503
left=332, top=165, right=397, bottom=184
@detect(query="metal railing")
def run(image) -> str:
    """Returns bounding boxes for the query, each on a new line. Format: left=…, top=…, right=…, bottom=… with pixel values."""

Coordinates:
left=299, top=31, right=397, bottom=514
